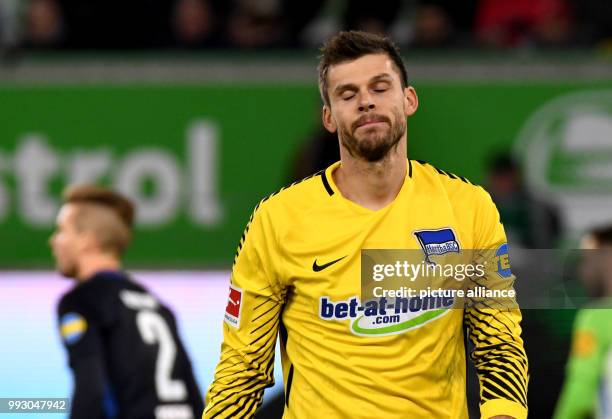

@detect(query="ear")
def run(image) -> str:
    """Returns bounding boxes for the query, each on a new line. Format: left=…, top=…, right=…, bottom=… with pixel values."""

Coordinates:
left=79, top=230, right=100, bottom=253
left=403, top=86, right=419, bottom=117
left=322, top=105, right=337, bottom=133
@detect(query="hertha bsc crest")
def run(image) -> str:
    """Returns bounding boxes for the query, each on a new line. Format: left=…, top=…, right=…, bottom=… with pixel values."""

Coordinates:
left=413, top=228, right=460, bottom=263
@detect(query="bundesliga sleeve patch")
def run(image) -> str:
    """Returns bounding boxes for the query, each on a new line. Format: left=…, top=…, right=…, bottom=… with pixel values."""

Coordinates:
left=224, top=285, right=242, bottom=328
left=60, top=312, right=88, bottom=345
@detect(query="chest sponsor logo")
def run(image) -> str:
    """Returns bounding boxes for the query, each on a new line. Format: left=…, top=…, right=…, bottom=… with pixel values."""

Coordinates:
left=224, top=285, right=242, bottom=328
left=414, top=228, right=460, bottom=263
left=319, top=295, right=453, bottom=337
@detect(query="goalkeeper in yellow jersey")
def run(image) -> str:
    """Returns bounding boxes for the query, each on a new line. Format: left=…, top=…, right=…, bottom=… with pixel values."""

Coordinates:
left=204, top=31, right=528, bottom=419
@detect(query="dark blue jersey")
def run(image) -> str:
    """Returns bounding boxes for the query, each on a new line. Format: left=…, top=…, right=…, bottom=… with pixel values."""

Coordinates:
left=57, top=270, right=204, bottom=419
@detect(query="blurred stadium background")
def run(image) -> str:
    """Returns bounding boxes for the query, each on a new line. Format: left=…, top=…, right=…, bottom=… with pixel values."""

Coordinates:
left=1, top=0, right=612, bottom=417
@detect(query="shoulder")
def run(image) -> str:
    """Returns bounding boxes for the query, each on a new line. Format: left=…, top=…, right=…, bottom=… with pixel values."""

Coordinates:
left=232, top=169, right=333, bottom=264
left=57, top=287, right=94, bottom=346
left=411, top=159, right=482, bottom=194
left=575, top=304, right=612, bottom=328
left=259, top=169, right=332, bottom=211
left=244, top=168, right=334, bottom=231
left=57, top=286, right=81, bottom=316
left=411, top=159, right=492, bottom=206
left=57, top=274, right=122, bottom=321
left=411, top=160, right=503, bottom=248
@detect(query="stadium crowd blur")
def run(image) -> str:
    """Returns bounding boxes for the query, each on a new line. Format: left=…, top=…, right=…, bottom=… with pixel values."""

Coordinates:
left=1, top=0, right=612, bottom=51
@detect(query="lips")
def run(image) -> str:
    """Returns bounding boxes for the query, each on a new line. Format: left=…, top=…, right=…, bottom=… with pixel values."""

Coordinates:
left=353, top=115, right=390, bottom=131
left=358, top=121, right=385, bottom=128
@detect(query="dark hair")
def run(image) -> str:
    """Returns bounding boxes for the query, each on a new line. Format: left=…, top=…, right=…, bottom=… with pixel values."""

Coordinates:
left=318, top=31, right=409, bottom=106
left=591, top=224, right=612, bottom=246
left=63, top=185, right=135, bottom=228
left=488, top=152, right=518, bottom=175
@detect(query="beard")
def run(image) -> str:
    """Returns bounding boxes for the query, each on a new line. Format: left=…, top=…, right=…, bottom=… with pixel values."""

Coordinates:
left=338, top=109, right=406, bottom=163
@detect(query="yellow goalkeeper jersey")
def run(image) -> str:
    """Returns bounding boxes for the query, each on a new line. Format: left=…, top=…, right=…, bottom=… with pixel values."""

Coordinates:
left=204, top=160, right=529, bottom=419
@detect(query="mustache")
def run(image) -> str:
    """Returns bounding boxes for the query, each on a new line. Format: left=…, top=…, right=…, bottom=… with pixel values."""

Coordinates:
left=351, top=114, right=391, bottom=132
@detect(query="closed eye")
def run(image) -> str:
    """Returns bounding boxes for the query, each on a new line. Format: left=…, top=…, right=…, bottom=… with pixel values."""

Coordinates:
left=372, top=80, right=391, bottom=93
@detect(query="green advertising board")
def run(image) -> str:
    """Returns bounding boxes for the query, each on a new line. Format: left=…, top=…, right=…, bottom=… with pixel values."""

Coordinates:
left=1, top=81, right=612, bottom=267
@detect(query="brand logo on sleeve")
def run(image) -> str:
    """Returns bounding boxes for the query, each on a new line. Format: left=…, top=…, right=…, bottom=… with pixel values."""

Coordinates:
left=494, top=243, right=512, bottom=278
left=224, top=285, right=242, bottom=328
left=414, top=228, right=460, bottom=263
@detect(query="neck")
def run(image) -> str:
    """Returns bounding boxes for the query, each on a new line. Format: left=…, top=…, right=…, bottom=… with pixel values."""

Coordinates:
left=334, top=136, right=407, bottom=210
left=76, top=253, right=121, bottom=282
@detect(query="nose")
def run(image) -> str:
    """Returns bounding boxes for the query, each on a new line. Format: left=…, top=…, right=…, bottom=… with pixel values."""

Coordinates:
left=48, top=233, right=56, bottom=248
left=358, top=91, right=375, bottom=112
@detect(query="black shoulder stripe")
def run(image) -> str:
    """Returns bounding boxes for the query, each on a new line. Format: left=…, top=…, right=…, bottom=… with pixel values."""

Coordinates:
left=283, top=170, right=323, bottom=194
left=320, top=170, right=334, bottom=196
left=415, top=159, right=476, bottom=185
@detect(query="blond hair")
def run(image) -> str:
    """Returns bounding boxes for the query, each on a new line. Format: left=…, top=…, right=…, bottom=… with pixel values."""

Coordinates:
left=63, top=185, right=135, bottom=256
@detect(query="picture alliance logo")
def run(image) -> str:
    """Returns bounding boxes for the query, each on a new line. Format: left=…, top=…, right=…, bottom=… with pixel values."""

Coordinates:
left=0, top=120, right=222, bottom=227
left=319, top=295, right=454, bottom=337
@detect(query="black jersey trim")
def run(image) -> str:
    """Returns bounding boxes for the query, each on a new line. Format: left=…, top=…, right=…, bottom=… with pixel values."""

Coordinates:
left=285, top=364, right=294, bottom=407
left=414, top=160, right=475, bottom=185
left=279, top=320, right=288, bottom=349
left=320, top=170, right=334, bottom=196
left=279, top=315, right=293, bottom=408
left=408, top=160, right=413, bottom=178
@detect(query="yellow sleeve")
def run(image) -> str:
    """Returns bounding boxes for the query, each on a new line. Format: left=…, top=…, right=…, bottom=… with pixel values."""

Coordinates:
left=204, top=199, right=284, bottom=418
left=466, top=187, right=529, bottom=419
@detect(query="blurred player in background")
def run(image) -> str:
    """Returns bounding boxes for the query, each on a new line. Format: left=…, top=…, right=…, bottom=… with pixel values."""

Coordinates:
left=555, top=225, right=612, bottom=419
left=205, top=31, right=528, bottom=418
left=50, top=185, right=204, bottom=419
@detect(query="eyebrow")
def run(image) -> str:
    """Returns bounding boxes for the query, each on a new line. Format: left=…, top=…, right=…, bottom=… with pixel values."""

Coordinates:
left=370, top=73, right=394, bottom=84
left=333, top=73, right=394, bottom=96
left=333, top=82, right=358, bottom=96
